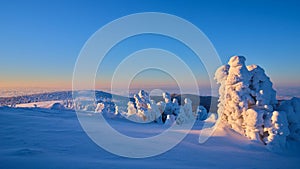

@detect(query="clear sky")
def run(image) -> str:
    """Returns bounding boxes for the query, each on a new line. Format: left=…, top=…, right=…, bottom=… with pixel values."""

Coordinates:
left=0, top=0, right=299, bottom=92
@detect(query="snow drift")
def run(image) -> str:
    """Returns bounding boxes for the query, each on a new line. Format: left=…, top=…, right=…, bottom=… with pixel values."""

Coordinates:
left=50, top=102, right=66, bottom=110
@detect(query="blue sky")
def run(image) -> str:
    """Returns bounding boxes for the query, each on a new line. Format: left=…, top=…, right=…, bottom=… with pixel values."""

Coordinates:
left=0, top=0, right=299, bottom=91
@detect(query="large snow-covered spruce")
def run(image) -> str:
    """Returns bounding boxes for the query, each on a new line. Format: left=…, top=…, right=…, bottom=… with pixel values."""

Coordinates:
left=215, top=55, right=293, bottom=150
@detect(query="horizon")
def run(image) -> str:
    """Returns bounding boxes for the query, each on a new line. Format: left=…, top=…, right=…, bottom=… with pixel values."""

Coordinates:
left=1, top=86, right=300, bottom=100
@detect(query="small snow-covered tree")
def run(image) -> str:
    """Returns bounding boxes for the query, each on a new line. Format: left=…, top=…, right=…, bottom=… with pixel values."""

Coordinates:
left=172, top=98, right=180, bottom=116
left=277, top=97, right=300, bottom=141
left=148, top=100, right=161, bottom=122
left=176, top=98, right=195, bottom=125
left=127, top=101, right=137, bottom=116
left=164, top=114, right=176, bottom=126
left=125, top=90, right=203, bottom=125
left=125, top=90, right=159, bottom=123
left=196, top=106, right=208, bottom=121
left=162, top=92, right=185, bottom=123
left=157, top=101, right=166, bottom=114
left=95, top=102, right=105, bottom=113
left=265, top=111, right=290, bottom=151
left=163, top=92, right=171, bottom=103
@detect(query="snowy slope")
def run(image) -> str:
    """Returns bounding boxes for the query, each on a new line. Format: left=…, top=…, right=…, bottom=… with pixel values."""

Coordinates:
left=15, top=100, right=64, bottom=108
left=1, top=106, right=299, bottom=169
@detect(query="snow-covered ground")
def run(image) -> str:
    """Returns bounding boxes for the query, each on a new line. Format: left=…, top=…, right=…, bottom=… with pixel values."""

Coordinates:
left=0, top=105, right=300, bottom=169
left=15, top=100, right=64, bottom=108
left=1, top=55, right=300, bottom=168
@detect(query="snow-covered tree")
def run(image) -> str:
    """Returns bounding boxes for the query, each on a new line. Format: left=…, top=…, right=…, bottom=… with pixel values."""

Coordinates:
left=277, top=97, right=300, bottom=141
left=215, top=56, right=254, bottom=134
left=125, top=90, right=158, bottom=123
left=164, top=114, right=176, bottom=126
left=163, top=92, right=171, bottom=103
left=176, top=98, right=196, bottom=125
left=215, top=55, right=291, bottom=150
left=125, top=90, right=200, bottom=125
left=265, top=111, right=290, bottom=151
left=172, top=98, right=180, bottom=116
left=196, top=105, right=208, bottom=121
left=95, top=102, right=105, bottom=113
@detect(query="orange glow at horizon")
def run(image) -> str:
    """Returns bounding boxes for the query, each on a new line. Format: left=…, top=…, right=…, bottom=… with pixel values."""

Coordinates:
left=1, top=76, right=299, bottom=91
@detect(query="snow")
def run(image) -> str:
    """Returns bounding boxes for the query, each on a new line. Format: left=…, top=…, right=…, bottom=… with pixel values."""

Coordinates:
left=0, top=106, right=299, bottom=169
left=176, top=98, right=196, bottom=125
left=215, top=55, right=299, bottom=151
left=16, top=100, right=64, bottom=109
left=0, top=54, right=299, bottom=167
left=50, top=102, right=66, bottom=110
left=196, top=105, right=208, bottom=120
left=125, top=90, right=160, bottom=123
left=265, top=111, right=290, bottom=151
left=277, top=97, right=300, bottom=141
left=95, top=102, right=105, bottom=113
left=124, top=90, right=201, bottom=125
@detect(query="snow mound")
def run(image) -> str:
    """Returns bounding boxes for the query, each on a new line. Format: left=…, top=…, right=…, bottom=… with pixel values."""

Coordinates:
left=215, top=55, right=297, bottom=151
left=16, top=100, right=66, bottom=109
left=50, top=102, right=65, bottom=110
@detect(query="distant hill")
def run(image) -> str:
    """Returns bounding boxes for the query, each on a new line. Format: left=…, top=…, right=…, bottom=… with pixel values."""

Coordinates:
left=0, top=90, right=218, bottom=113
